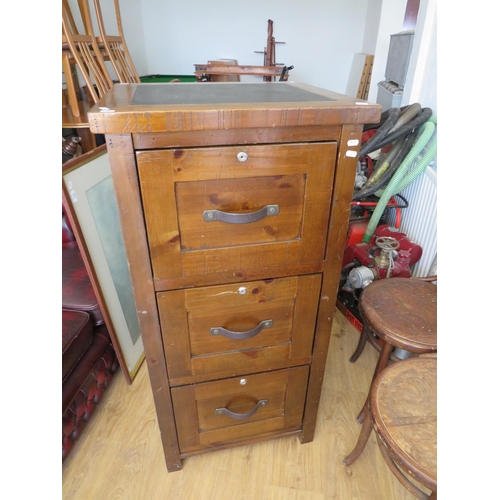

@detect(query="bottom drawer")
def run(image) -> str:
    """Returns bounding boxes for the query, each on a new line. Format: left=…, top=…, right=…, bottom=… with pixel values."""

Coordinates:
left=171, top=365, right=309, bottom=454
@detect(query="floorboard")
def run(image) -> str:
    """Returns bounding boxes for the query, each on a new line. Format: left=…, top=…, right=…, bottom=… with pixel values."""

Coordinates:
left=62, top=308, right=423, bottom=499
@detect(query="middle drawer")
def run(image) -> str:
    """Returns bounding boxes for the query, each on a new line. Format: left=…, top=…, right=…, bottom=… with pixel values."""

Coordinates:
left=158, top=274, right=321, bottom=386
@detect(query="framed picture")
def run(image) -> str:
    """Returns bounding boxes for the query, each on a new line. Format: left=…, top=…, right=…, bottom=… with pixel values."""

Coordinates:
left=62, top=145, right=144, bottom=383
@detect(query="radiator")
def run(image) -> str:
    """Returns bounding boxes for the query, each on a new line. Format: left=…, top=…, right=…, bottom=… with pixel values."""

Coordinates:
left=386, top=162, right=437, bottom=278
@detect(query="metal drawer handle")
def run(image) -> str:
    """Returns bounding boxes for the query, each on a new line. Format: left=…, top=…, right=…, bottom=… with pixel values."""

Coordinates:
left=210, top=319, right=274, bottom=340
left=215, top=399, right=269, bottom=420
left=203, top=204, right=279, bottom=224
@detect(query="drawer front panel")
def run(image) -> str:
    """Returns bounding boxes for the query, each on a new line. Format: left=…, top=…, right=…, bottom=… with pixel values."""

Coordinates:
left=171, top=365, right=309, bottom=454
left=137, top=142, right=337, bottom=285
left=176, top=174, right=304, bottom=250
left=159, top=274, right=321, bottom=386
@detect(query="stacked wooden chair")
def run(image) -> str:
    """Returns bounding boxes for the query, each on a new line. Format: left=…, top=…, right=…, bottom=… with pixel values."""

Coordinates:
left=62, top=0, right=140, bottom=152
left=92, top=0, right=140, bottom=83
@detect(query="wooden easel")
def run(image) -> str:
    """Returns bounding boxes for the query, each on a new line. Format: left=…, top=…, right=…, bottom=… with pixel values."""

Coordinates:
left=194, top=19, right=291, bottom=82
left=254, top=19, right=286, bottom=81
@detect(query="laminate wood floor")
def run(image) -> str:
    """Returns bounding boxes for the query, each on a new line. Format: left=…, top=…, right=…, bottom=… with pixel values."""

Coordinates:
left=62, top=308, right=425, bottom=499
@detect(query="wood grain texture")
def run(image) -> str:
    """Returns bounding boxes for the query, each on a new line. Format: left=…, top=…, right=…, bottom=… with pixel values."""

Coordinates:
left=193, top=64, right=286, bottom=77
left=136, top=142, right=336, bottom=287
left=89, top=85, right=382, bottom=473
left=360, top=278, right=437, bottom=352
left=105, top=134, right=182, bottom=471
left=158, top=275, right=320, bottom=385
left=371, top=357, right=437, bottom=492
left=301, top=123, right=364, bottom=443
left=132, top=125, right=342, bottom=149
left=171, top=366, right=309, bottom=454
left=62, top=310, right=422, bottom=500
left=87, top=82, right=381, bottom=135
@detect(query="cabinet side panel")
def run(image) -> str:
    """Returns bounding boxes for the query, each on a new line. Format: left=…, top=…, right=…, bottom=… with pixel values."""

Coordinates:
left=105, top=134, right=182, bottom=472
left=301, top=124, right=364, bottom=443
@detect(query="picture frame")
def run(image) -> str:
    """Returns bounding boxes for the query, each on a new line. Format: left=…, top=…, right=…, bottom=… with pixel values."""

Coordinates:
left=62, top=145, right=144, bottom=383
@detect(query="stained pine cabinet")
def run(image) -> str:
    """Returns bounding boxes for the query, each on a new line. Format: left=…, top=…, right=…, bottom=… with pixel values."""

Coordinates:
left=89, top=82, right=380, bottom=471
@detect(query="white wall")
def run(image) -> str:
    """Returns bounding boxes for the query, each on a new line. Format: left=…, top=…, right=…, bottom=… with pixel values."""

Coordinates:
left=402, top=0, right=437, bottom=113
left=115, top=0, right=149, bottom=76
left=365, top=0, right=408, bottom=102
left=361, top=0, right=382, bottom=55
left=137, top=0, right=370, bottom=93
left=66, top=1, right=436, bottom=109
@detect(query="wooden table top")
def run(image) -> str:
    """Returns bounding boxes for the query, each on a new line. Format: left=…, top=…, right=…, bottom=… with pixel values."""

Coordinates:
left=87, top=82, right=381, bottom=135
left=359, top=278, right=437, bottom=352
left=370, top=356, right=437, bottom=491
left=62, top=99, right=93, bottom=129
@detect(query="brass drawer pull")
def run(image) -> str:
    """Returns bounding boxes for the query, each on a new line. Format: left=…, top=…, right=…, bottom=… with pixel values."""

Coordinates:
left=202, top=204, right=280, bottom=224
left=215, top=399, right=269, bottom=420
left=210, top=319, right=274, bottom=340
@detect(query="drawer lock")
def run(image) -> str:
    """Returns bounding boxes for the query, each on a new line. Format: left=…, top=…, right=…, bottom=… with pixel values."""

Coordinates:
left=210, top=319, right=274, bottom=340
left=236, top=151, right=249, bottom=162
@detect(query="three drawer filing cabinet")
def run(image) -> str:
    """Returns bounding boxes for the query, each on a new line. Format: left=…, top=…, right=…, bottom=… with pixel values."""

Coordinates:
left=89, top=82, right=381, bottom=472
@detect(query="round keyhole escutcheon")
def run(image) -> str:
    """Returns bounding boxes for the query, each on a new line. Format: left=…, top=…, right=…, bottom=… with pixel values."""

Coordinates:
left=237, top=152, right=248, bottom=162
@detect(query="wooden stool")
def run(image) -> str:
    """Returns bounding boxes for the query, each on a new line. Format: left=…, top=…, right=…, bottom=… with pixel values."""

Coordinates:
left=343, top=278, right=437, bottom=466
left=349, top=276, right=438, bottom=364
left=371, top=356, right=437, bottom=499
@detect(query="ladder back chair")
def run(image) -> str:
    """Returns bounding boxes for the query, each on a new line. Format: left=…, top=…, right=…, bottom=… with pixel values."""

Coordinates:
left=62, top=0, right=113, bottom=107
left=92, top=0, right=140, bottom=83
left=62, top=0, right=113, bottom=152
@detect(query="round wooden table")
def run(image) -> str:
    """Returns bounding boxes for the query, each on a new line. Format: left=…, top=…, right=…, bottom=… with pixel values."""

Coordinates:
left=371, top=356, right=437, bottom=500
left=344, top=278, right=437, bottom=466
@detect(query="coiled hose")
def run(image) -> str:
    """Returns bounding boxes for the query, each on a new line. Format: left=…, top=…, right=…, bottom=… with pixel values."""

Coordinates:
left=353, top=106, right=433, bottom=201
left=359, top=107, right=401, bottom=159
left=373, top=107, right=432, bottom=152
left=363, top=105, right=411, bottom=132
left=353, top=127, right=420, bottom=200
left=361, top=115, right=437, bottom=243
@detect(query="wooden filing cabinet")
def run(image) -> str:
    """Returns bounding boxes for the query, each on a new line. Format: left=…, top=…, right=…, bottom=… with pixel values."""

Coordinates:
left=89, top=82, right=380, bottom=472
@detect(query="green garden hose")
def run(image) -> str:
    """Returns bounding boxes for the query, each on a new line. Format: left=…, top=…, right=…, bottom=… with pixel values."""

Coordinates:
left=362, top=116, right=437, bottom=243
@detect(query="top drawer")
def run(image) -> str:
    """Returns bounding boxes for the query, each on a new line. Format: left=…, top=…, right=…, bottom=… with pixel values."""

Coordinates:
left=137, top=142, right=337, bottom=289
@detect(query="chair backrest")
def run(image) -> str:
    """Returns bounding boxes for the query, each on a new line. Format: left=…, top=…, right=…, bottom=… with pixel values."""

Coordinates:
left=62, top=0, right=80, bottom=38
left=92, top=0, right=140, bottom=83
left=62, top=0, right=113, bottom=104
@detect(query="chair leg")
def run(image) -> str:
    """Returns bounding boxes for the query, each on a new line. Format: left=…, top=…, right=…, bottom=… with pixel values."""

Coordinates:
left=349, top=325, right=368, bottom=363
left=77, top=128, right=97, bottom=153
left=375, top=434, right=430, bottom=500
left=343, top=407, right=373, bottom=466
left=62, top=52, right=81, bottom=118
left=344, top=341, right=393, bottom=465
left=357, top=341, right=393, bottom=424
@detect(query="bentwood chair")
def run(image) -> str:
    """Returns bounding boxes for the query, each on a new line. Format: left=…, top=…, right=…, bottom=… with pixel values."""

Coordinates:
left=343, top=278, right=437, bottom=467
left=370, top=356, right=437, bottom=499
